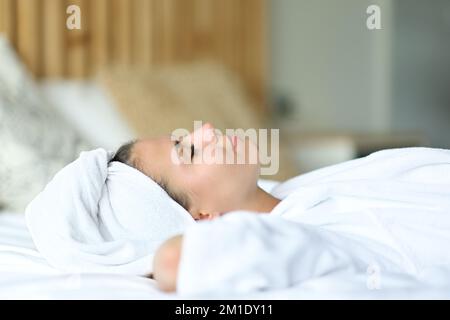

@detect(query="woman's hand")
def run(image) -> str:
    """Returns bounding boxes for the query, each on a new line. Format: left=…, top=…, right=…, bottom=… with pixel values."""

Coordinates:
left=152, top=235, right=183, bottom=292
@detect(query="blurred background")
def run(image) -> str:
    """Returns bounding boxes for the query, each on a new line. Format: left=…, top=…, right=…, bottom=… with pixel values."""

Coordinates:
left=0, top=0, right=449, bottom=212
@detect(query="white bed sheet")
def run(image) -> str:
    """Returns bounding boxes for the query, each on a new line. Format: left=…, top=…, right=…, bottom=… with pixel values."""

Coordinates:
left=1, top=211, right=450, bottom=299
left=0, top=212, right=173, bottom=300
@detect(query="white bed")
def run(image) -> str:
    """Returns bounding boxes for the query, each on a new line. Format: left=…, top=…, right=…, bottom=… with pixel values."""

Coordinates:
left=0, top=82, right=448, bottom=299
left=0, top=212, right=173, bottom=300
left=2, top=211, right=450, bottom=299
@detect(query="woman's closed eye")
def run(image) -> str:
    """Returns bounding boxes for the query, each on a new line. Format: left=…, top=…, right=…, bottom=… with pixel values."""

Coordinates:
left=190, top=144, right=195, bottom=161
left=174, top=138, right=195, bottom=162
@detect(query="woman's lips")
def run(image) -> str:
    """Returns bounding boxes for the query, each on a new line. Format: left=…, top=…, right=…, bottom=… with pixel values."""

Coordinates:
left=227, top=135, right=238, bottom=152
left=232, top=135, right=238, bottom=152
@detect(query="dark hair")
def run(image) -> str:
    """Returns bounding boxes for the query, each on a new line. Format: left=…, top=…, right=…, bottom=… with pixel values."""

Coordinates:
left=110, top=140, right=138, bottom=167
left=110, top=141, right=192, bottom=212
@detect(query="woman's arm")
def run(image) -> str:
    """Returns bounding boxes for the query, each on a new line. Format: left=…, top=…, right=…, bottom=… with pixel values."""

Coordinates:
left=152, top=212, right=362, bottom=296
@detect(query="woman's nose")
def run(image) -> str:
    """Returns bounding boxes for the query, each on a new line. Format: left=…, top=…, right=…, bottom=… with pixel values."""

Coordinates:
left=191, top=122, right=216, bottom=147
left=202, top=122, right=214, bottom=131
left=190, top=122, right=216, bottom=147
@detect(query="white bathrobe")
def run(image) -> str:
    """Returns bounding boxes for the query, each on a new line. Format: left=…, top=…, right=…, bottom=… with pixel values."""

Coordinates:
left=177, top=148, right=450, bottom=296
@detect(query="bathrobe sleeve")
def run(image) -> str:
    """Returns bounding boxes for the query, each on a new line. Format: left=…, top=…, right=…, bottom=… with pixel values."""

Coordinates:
left=176, top=212, right=361, bottom=296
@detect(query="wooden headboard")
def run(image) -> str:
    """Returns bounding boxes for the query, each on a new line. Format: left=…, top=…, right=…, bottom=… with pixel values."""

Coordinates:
left=0, top=0, right=268, bottom=109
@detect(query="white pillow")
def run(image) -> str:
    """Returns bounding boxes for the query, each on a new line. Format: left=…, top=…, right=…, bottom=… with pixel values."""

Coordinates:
left=39, top=80, right=136, bottom=150
left=0, top=36, right=90, bottom=212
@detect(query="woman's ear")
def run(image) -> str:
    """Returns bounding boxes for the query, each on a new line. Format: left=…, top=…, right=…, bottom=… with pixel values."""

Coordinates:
left=196, top=211, right=220, bottom=221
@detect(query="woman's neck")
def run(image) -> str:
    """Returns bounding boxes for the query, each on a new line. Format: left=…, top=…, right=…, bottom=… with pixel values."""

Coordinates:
left=241, top=186, right=281, bottom=214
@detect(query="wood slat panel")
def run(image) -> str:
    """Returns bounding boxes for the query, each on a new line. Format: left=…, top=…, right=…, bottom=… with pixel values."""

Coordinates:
left=175, top=0, right=195, bottom=61
left=132, top=0, right=153, bottom=66
left=160, top=0, right=177, bottom=64
left=151, top=0, right=164, bottom=63
left=90, top=0, right=109, bottom=72
left=111, top=0, right=131, bottom=65
left=16, top=0, right=41, bottom=76
left=242, top=0, right=268, bottom=110
left=2, top=0, right=268, bottom=110
left=0, top=0, right=4, bottom=34
left=0, top=0, right=16, bottom=44
left=192, top=0, right=214, bottom=58
left=42, top=0, right=65, bottom=77
left=65, top=0, right=88, bottom=78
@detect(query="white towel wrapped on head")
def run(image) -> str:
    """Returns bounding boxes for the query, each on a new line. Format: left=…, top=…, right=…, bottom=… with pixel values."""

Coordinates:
left=25, top=148, right=195, bottom=275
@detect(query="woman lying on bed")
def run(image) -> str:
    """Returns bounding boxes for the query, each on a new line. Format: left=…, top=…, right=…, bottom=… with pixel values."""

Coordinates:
left=110, top=122, right=450, bottom=294
left=109, top=122, right=283, bottom=291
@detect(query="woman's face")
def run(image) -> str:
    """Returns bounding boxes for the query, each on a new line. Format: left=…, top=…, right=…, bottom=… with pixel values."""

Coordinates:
left=132, top=123, right=260, bottom=219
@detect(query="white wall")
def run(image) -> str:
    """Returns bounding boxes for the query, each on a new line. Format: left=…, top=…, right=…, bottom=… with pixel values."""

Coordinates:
left=270, top=0, right=393, bottom=132
left=391, top=0, right=450, bottom=148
